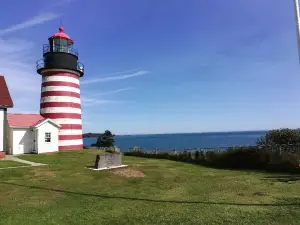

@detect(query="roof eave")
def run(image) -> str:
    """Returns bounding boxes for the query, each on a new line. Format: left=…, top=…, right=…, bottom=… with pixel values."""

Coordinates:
left=0, top=105, right=13, bottom=108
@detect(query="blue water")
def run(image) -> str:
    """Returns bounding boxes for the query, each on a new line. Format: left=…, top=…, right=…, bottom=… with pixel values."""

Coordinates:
left=83, top=131, right=267, bottom=151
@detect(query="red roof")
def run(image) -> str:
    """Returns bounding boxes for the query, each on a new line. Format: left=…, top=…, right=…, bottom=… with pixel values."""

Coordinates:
left=0, top=76, right=13, bottom=108
left=7, top=114, right=46, bottom=127
left=50, top=26, right=74, bottom=43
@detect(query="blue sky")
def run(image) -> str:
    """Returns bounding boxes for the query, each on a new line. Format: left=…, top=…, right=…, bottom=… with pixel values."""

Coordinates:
left=0, top=0, right=300, bottom=134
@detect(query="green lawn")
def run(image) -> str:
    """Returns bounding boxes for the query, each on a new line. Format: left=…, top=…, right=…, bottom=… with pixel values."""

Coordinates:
left=0, top=150, right=299, bottom=225
left=0, top=160, right=27, bottom=168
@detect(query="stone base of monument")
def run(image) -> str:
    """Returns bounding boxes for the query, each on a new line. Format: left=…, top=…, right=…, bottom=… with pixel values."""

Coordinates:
left=88, top=165, right=128, bottom=171
left=88, top=153, right=128, bottom=171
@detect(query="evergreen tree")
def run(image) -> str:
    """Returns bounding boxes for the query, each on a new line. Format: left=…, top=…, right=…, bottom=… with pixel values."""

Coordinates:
left=96, top=130, right=115, bottom=148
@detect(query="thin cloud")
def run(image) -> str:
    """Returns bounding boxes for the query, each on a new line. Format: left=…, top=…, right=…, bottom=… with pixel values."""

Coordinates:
left=81, top=70, right=149, bottom=85
left=0, top=11, right=62, bottom=113
left=90, top=87, right=134, bottom=96
left=81, top=96, right=134, bottom=106
left=96, top=69, right=141, bottom=77
left=0, top=38, right=42, bottom=114
left=81, top=96, right=114, bottom=105
left=0, top=12, right=60, bottom=35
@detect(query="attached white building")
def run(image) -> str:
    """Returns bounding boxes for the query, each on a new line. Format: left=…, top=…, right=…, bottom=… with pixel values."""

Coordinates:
left=7, top=114, right=61, bottom=155
left=0, top=76, right=14, bottom=158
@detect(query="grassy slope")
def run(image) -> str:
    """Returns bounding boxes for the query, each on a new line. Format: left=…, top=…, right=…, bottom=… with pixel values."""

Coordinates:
left=0, top=150, right=299, bottom=225
left=0, top=160, right=27, bottom=168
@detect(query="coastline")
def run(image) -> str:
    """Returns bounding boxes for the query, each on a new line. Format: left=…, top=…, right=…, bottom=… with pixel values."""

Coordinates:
left=83, top=130, right=266, bottom=151
left=83, top=130, right=269, bottom=138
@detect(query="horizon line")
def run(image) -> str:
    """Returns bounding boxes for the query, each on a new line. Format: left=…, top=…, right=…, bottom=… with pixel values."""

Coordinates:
left=83, top=129, right=271, bottom=137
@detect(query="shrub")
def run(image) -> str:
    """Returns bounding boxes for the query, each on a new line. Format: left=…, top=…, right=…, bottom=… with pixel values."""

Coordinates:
left=124, top=128, right=300, bottom=173
left=195, top=151, right=200, bottom=159
left=266, top=152, right=300, bottom=172
left=124, top=145, right=300, bottom=173
left=133, top=146, right=143, bottom=152
left=212, top=146, right=266, bottom=169
left=257, top=129, right=300, bottom=153
left=105, top=149, right=115, bottom=154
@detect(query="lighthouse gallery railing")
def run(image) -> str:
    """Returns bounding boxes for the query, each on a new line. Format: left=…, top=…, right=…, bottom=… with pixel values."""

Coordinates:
left=42, top=44, right=78, bottom=57
left=36, top=59, right=85, bottom=73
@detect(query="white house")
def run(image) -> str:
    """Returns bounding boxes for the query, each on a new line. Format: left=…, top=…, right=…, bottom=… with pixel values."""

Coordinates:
left=0, top=76, right=14, bottom=158
left=7, top=114, right=61, bottom=155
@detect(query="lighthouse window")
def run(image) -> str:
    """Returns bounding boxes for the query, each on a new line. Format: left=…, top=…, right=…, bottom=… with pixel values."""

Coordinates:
left=53, top=39, right=69, bottom=53
left=45, top=132, right=51, bottom=143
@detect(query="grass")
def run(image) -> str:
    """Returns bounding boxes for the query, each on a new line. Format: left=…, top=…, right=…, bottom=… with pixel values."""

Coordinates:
left=0, top=150, right=299, bottom=225
left=0, top=160, right=27, bottom=168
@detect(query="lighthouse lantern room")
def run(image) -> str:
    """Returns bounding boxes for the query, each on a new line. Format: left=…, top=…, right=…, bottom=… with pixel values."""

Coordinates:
left=36, top=26, right=84, bottom=151
left=37, top=26, right=84, bottom=75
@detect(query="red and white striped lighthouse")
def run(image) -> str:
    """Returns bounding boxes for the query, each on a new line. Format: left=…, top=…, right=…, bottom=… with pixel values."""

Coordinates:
left=36, top=26, right=84, bottom=150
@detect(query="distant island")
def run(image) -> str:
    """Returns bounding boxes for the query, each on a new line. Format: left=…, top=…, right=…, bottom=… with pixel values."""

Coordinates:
left=83, top=133, right=102, bottom=138
left=83, top=132, right=117, bottom=138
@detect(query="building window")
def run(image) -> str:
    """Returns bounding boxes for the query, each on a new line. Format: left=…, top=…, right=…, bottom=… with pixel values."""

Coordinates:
left=45, top=133, right=51, bottom=143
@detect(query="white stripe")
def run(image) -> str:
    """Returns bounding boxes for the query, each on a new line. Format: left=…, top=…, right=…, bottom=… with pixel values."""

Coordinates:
left=59, top=139, right=83, bottom=146
left=42, top=76, right=79, bottom=85
left=41, top=96, right=81, bottom=104
left=59, top=129, right=82, bottom=135
left=41, top=86, right=80, bottom=94
left=52, top=118, right=82, bottom=125
left=40, top=107, right=82, bottom=114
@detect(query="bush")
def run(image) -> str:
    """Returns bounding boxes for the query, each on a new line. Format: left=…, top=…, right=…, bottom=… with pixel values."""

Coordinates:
left=133, top=146, right=143, bottom=152
left=257, top=129, right=300, bottom=153
left=105, top=149, right=115, bottom=153
left=195, top=151, right=200, bottom=159
left=212, top=146, right=268, bottom=169
left=124, top=129, right=300, bottom=173
left=266, top=152, right=300, bottom=172
left=124, top=146, right=300, bottom=173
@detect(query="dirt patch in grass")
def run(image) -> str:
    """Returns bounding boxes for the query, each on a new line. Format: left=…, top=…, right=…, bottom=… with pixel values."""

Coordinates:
left=33, top=169, right=56, bottom=178
left=253, top=192, right=267, bottom=196
left=110, top=167, right=145, bottom=178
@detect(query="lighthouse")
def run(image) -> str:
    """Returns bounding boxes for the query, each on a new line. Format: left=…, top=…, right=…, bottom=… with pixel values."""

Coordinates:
left=36, top=26, right=84, bottom=151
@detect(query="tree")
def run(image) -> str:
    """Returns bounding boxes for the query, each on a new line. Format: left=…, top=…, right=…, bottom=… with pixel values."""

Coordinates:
left=96, top=130, right=115, bottom=148
left=257, top=129, right=300, bottom=146
left=257, top=128, right=300, bottom=153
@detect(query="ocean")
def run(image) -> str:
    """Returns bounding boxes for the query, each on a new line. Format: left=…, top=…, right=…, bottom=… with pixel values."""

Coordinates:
left=83, top=130, right=267, bottom=151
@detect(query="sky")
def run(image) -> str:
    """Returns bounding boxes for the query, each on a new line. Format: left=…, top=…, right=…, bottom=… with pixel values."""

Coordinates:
left=0, top=0, right=300, bottom=135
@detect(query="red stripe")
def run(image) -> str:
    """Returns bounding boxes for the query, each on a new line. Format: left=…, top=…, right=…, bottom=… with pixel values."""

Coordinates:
left=0, top=152, right=6, bottom=159
left=59, top=134, right=83, bottom=140
left=41, top=102, right=81, bottom=109
left=42, top=81, right=80, bottom=89
left=59, top=145, right=83, bottom=151
left=41, top=91, right=80, bottom=98
left=43, top=72, right=79, bottom=79
left=41, top=113, right=81, bottom=119
left=60, top=124, right=82, bottom=129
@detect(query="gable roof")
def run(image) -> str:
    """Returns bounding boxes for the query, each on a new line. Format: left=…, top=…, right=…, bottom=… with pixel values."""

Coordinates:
left=35, top=118, right=61, bottom=128
left=7, top=114, right=60, bottom=128
left=0, top=76, right=13, bottom=108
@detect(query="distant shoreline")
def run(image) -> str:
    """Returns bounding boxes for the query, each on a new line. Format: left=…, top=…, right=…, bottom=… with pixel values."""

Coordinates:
left=82, top=130, right=269, bottom=138
left=83, top=130, right=269, bottom=150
